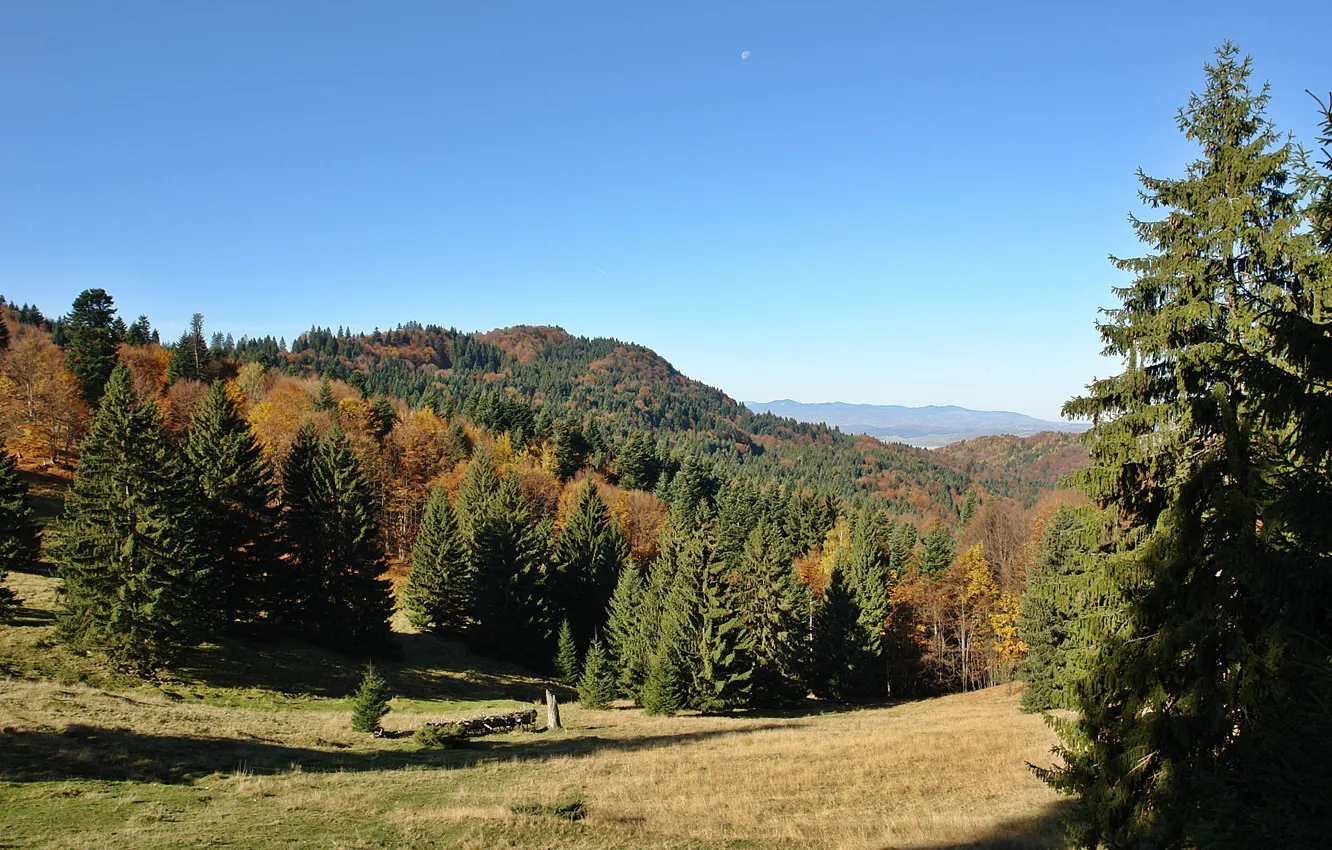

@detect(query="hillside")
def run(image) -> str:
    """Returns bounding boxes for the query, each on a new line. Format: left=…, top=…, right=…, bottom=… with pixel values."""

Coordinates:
left=282, top=322, right=1081, bottom=522
left=745, top=400, right=1089, bottom=448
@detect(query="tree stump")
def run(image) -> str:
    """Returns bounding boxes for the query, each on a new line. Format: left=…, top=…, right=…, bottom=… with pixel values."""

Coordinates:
left=545, top=689, right=562, bottom=730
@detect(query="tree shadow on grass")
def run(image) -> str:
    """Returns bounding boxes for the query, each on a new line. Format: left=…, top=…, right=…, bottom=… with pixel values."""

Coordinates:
left=0, top=720, right=796, bottom=785
left=909, top=798, right=1075, bottom=850
left=172, top=629, right=556, bottom=704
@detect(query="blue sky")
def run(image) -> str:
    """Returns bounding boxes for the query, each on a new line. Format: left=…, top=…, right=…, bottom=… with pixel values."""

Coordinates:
left=3, top=2, right=1329, bottom=420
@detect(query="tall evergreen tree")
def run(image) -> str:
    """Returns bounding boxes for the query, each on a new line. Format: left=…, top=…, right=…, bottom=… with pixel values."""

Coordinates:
left=809, top=567, right=873, bottom=701
left=0, top=443, right=40, bottom=616
left=454, top=446, right=500, bottom=540
left=167, top=313, right=210, bottom=384
left=55, top=365, right=207, bottom=669
left=276, top=421, right=322, bottom=628
left=62, top=288, right=121, bottom=406
left=402, top=488, right=470, bottom=634
left=726, top=520, right=804, bottom=707
left=577, top=636, right=617, bottom=710
left=604, top=563, right=648, bottom=698
left=306, top=427, right=395, bottom=653
left=185, top=381, right=279, bottom=631
left=314, top=376, right=337, bottom=412
left=551, top=478, right=628, bottom=650
left=917, top=524, right=954, bottom=577
left=1046, top=45, right=1332, bottom=848
left=555, top=619, right=580, bottom=685
left=468, top=473, right=551, bottom=665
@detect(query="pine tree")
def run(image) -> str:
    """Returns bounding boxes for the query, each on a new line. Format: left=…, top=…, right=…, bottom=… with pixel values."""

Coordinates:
left=0, top=443, right=40, bottom=616
left=550, top=417, right=587, bottom=481
left=555, top=619, right=581, bottom=685
left=62, top=288, right=121, bottom=406
left=577, top=636, right=617, bottom=710
left=468, top=473, right=551, bottom=665
left=307, top=427, right=395, bottom=653
left=613, top=432, right=658, bottom=490
left=350, top=664, right=392, bottom=734
left=0, top=316, right=10, bottom=353
left=185, top=380, right=279, bottom=631
left=550, top=478, right=628, bottom=649
left=454, top=447, right=500, bottom=540
left=1046, top=45, right=1332, bottom=848
left=402, top=488, right=470, bottom=633
left=55, top=364, right=207, bottom=670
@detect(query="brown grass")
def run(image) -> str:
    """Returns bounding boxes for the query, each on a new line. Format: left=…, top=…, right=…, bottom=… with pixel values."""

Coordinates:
left=2, top=571, right=1069, bottom=850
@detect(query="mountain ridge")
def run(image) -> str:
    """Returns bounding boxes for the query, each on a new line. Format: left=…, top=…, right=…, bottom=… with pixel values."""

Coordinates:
left=744, top=399, right=1089, bottom=448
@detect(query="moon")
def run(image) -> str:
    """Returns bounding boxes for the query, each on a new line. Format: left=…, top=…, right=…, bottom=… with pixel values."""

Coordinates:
left=740, top=50, right=751, bottom=60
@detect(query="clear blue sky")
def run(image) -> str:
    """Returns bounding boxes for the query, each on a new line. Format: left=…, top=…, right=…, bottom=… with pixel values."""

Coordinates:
left=3, top=2, right=1329, bottom=420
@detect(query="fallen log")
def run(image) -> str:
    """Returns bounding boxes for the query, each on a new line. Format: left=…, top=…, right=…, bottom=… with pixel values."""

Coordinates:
left=420, top=708, right=537, bottom=738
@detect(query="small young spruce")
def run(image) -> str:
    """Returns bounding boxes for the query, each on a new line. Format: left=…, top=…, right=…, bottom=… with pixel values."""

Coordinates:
left=350, top=665, right=392, bottom=735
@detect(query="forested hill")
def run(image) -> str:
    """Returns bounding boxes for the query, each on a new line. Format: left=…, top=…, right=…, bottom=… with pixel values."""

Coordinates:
left=281, top=322, right=1081, bottom=520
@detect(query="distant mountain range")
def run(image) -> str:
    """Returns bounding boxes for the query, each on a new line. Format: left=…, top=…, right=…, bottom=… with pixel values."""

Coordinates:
left=744, top=400, right=1090, bottom=448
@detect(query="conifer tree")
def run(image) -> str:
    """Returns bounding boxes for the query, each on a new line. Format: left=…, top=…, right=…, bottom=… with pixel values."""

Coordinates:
left=577, top=636, right=617, bottom=710
left=726, top=520, right=803, bottom=707
left=468, top=473, right=551, bottom=665
left=454, top=447, right=500, bottom=540
left=306, top=427, right=395, bottom=653
left=166, top=313, right=210, bottom=384
left=555, top=619, right=581, bottom=685
left=809, top=568, right=872, bottom=701
left=551, top=478, right=628, bottom=649
left=1046, top=45, right=1332, bottom=847
left=314, top=376, right=337, bottom=412
left=62, top=288, right=121, bottom=406
left=917, top=524, right=954, bottom=577
left=402, top=488, right=470, bottom=633
left=0, top=316, right=10, bottom=353
left=185, top=380, right=279, bottom=630
left=350, top=664, right=392, bottom=734
left=613, top=432, right=658, bottom=490
left=276, top=421, right=321, bottom=628
left=55, top=364, right=207, bottom=669
left=604, top=563, right=648, bottom=698
left=0, top=443, right=39, bottom=616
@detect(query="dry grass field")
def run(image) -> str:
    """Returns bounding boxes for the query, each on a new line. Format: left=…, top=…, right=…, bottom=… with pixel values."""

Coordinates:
left=2, top=568, right=1070, bottom=850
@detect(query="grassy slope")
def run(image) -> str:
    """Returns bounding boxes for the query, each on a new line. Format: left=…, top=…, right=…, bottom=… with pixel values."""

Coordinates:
left=1, top=565, right=1068, bottom=850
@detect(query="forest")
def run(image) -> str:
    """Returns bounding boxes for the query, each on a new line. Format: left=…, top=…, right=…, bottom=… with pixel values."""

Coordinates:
left=2, top=43, right=1331, bottom=849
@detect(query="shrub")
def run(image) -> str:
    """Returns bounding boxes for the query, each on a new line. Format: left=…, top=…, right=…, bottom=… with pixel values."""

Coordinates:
left=350, top=665, right=392, bottom=734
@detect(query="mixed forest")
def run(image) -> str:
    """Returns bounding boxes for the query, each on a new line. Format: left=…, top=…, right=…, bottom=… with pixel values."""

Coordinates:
left=2, top=43, right=1331, bottom=849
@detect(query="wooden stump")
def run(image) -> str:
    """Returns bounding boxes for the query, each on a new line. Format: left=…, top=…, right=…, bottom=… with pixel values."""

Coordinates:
left=545, top=689, right=562, bottom=730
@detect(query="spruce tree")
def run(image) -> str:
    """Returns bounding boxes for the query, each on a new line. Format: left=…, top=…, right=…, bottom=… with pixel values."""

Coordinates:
left=0, top=443, right=40, bottom=615
left=402, top=488, right=470, bottom=634
left=276, top=421, right=322, bottom=629
left=809, top=568, right=872, bottom=701
left=307, top=427, right=395, bottom=653
left=577, top=636, right=617, bottom=710
left=185, top=380, right=279, bottom=631
left=604, top=563, right=648, bottom=698
left=550, top=478, right=628, bottom=649
left=726, top=520, right=803, bottom=707
left=555, top=619, right=580, bottom=685
left=56, top=364, right=207, bottom=670
left=454, top=446, right=500, bottom=540
left=350, top=664, right=392, bottom=734
left=1047, top=45, right=1332, bottom=848
left=166, top=313, right=210, bottom=384
left=314, top=376, right=337, bottom=412
left=468, top=473, right=551, bottom=665
left=917, top=524, right=954, bottom=577
left=62, top=288, right=121, bottom=406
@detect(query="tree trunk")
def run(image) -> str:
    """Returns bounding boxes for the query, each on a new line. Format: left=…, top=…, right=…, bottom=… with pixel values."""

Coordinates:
left=545, top=689, right=562, bottom=730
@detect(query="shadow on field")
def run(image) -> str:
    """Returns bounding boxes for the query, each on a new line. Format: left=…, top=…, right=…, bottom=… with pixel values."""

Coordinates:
left=172, top=630, right=554, bottom=704
left=918, top=798, right=1075, bottom=850
left=0, top=720, right=792, bottom=785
